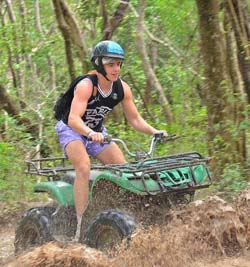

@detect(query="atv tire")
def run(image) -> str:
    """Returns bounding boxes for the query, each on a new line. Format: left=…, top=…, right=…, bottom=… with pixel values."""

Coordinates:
left=14, top=207, right=55, bottom=254
left=83, top=209, right=137, bottom=252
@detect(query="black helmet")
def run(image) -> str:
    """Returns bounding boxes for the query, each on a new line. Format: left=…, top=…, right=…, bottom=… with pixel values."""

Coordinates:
left=90, top=40, right=125, bottom=79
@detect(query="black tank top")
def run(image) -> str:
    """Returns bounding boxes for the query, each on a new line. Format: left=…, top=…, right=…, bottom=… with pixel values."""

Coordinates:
left=82, top=75, right=124, bottom=132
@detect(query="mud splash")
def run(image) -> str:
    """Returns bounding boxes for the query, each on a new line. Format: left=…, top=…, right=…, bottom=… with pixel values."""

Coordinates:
left=4, top=188, right=250, bottom=267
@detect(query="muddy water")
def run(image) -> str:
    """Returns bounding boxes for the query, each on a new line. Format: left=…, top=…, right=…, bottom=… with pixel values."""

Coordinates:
left=1, top=188, right=250, bottom=267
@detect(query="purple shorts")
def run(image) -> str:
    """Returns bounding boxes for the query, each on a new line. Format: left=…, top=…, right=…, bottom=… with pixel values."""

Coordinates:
left=55, top=120, right=109, bottom=158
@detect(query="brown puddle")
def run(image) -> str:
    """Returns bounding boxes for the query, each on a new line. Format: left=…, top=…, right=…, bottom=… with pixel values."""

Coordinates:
left=3, top=188, right=250, bottom=267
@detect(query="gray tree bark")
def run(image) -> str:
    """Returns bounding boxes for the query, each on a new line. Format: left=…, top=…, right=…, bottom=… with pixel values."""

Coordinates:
left=136, top=0, right=173, bottom=123
left=196, top=0, right=247, bottom=174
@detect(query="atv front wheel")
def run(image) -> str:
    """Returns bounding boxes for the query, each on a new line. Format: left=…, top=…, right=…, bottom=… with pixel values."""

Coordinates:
left=14, top=207, right=55, bottom=254
left=82, top=209, right=137, bottom=252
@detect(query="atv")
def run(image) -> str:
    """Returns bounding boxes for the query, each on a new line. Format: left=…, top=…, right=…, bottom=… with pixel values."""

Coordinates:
left=14, top=133, right=212, bottom=253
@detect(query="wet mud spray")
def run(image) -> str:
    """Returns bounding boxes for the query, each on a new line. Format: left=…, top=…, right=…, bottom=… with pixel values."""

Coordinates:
left=2, top=188, right=250, bottom=267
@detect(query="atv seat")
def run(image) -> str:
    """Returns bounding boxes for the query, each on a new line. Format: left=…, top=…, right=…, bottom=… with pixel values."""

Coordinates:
left=61, top=170, right=103, bottom=184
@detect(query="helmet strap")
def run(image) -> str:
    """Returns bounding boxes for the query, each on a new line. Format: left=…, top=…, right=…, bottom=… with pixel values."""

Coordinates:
left=97, top=57, right=110, bottom=81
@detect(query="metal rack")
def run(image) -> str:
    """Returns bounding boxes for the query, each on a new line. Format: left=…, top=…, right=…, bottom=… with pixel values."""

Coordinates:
left=25, top=152, right=212, bottom=194
left=26, top=151, right=211, bottom=179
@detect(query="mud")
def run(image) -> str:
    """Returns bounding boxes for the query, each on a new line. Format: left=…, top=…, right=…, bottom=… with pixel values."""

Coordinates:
left=81, top=179, right=188, bottom=233
left=1, top=188, right=250, bottom=267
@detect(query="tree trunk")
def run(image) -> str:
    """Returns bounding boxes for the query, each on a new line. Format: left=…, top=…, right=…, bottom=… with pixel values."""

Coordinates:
left=99, top=0, right=108, bottom=34
left=0, top=8, right=17, bottom=88
left=4, top=0, right=24, bottom=101
left=58, top=0, right=89, bottom=62
left=52, top=0, right=76, bottom=80
left=136, top=0, right=173, bottom=123
left=53, top=0, right=89, bottom=75
left=227, top=0, right=250, bottom=103
left=48, top=55, right=56, bottom=92
left=224, top=2, right=247, bottom=162
left=18, top=0, right=28, bottom=100
left=34, top=0, right=43, bottom=33
left=196, top=0, right=246, bottom=174
left=101, top=0, right=130, bottom=40
left=97, top=0, right=130, bottom=122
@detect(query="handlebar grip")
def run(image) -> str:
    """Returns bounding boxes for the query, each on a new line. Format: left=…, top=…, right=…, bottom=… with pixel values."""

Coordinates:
left=154, top=133, right=179, bottom=142
left=103, top=134, right=113, bottom=143
left=154, top=132, right=165, bottom=139
left=87, top=134, right=113, bottom=143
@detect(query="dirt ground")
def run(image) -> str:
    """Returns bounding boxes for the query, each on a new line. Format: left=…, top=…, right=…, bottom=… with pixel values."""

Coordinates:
left=1, top=188, right=250, bottom=267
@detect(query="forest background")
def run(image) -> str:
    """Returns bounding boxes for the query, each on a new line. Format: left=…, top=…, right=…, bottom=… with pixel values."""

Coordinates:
left=0, top=0, right=250, bottom=207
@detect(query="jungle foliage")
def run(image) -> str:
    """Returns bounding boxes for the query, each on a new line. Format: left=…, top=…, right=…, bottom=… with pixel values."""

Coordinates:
left=0, top=0, right=250, bottom=204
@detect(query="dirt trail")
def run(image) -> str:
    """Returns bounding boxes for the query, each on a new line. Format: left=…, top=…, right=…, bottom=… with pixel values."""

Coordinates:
left=0, top=226, right=14, bottom=258
left=1, top=188, right=250, bottom=267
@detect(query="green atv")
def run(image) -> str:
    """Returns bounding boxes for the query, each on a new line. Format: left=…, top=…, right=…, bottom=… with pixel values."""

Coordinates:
left=14, top=133, right=212, bottom=253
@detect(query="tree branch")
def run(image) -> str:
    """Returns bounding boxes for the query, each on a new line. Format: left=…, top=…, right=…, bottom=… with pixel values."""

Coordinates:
left=136, top=0, right=173, bottom=123
left=0, top=84, right=38, bottom=135
left=102, top=0, right=129, bottom=40
left=127, top=1, right=201, bottom=78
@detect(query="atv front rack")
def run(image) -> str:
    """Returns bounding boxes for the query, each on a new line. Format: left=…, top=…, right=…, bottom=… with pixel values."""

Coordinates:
left=25, top=156, right=73, bottom=177
left=25, top=151, right=212, bottom=194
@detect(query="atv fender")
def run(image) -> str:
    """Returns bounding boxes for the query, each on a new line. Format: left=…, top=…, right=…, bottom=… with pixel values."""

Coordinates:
left=34, top=181, right=74, bottom=206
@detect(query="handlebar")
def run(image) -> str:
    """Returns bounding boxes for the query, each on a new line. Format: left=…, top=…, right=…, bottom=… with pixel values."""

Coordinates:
left=90, top=133, right=178, bottom=160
